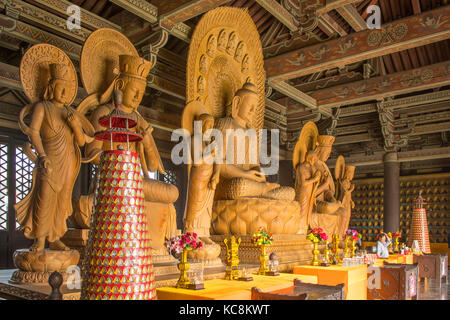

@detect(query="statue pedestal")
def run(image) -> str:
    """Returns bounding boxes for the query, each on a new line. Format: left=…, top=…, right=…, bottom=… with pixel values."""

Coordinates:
left=211, top=234, right=323, bottom=272
left=61, top=228, right=89, bottom=264
left=212, top=198, right=303, bottom=235
left=11, top=249, right=80, bottom=284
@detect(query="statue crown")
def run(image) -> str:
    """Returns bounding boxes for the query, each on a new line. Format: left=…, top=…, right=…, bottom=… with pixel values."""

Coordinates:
left=345, top=166, right=356, bottom=178
left=49, top=63, right=73, bottom=82
left=119, top=55, right=152, bottom=81
left=317, top=135, right=335, bottom=147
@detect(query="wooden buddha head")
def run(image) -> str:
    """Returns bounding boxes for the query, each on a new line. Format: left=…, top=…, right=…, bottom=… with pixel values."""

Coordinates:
left=115, top=55, right=152, bottom=111
left=231, top=82, right=258, bottom=128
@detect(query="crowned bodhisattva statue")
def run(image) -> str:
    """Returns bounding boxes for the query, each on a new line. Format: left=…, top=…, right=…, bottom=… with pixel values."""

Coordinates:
left=73, top=29, right=179, bottom=262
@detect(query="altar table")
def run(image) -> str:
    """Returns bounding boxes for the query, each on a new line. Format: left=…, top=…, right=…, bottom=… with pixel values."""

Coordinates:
left=156, top=273, right=317, bottom=300
left=376, top=254, right=415, bottom=266
left=292, top=265, right=367, bottom=300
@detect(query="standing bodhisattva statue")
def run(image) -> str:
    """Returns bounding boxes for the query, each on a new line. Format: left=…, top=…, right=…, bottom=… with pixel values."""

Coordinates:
left=16, top=44, right=94, bottom=253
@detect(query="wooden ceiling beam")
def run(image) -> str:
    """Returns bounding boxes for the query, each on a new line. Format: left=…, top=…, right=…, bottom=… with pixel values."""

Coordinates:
left=361, top=0, right=379, bottom=19
left=319, top=12, right=348, bottom=36
left=311, top=61, right=450, bottom=108
left=254, top=0, right=298, bottom=32
left=159, top=0, right=231, bottom=37
left=265, top=6, right=450, bottom=81
left=328, top=146, right=450, bottom=167
left=411, top=0, right=422, bottom=14
left=0, top=14, right=82, bottom=60
left=316, top=0, right=362, bottom=15
left=0, top=0, right=93, bottom=43
left=23, top=0, right=120, bottom=31
left=336, top=3, right=367, bottom=32
left=109, top=0, right=158, bottom=23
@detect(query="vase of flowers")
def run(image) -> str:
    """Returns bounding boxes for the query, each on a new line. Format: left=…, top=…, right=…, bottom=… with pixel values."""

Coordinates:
left=307, top=228, right=328, bottom=266
left=251, top=227, right=274, bottom=275
left=165, top=232, right=203, bottom=288
left=344, top=229, right=361, bottom=258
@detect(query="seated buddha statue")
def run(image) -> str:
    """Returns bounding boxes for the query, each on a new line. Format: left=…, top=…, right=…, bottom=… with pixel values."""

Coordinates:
left=213, top=83, right=295, bottom=201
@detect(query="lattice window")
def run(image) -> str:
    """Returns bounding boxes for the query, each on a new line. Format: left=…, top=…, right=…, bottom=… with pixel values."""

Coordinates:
left=0, top=144, right=8, bottom=231
left=15, top=147, right=35, bottom=229
left=162, top=169, right=176, bottom=185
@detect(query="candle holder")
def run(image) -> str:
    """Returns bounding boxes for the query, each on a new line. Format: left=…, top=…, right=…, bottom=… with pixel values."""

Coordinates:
left=323, top=240, right=331, bottom=264
left=224, top=236, right=241, bottom=280
left=332, top=234, right=341, bottom=264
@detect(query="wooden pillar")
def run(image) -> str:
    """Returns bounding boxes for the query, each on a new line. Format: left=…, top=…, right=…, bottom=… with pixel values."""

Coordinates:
left=383, top=152, right=400, bottom=233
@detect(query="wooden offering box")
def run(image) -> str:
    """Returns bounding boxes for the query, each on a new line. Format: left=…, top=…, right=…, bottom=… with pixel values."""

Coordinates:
left=413, top=253, right=448, bottom=283
left=367, top=263, right=419, bottom=300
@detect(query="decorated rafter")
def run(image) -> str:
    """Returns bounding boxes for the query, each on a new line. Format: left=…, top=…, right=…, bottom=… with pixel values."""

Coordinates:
left=24, top=0, right=120, bottom=30
left=265, top=6, right=450, bottom=81
left=311, top=62, right=450, bottom=108
left=160, top=0, right=231, bottom=32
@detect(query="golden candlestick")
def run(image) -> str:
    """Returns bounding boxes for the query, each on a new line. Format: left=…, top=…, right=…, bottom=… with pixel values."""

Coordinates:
left=259, top=245, right=270, bottom=274
left=332, top=234, right=341, bottom=264
left=344, top=237, right=351, bottom=258
left=224, top=236, right=241, bottom=280
left=351, top=239, right=357, bottom=258
left=176, top=249, right=190, bottom=288
left=323, top=240, right=331, bottom=264
left=311, top=239, right=320, bottom=266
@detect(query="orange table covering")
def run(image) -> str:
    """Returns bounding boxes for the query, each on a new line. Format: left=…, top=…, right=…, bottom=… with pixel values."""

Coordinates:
left=156, top=273, right=317, bottom=300
left=384, top=254, right=415, bottom=264
left=293, top=264, right=367, bottom=300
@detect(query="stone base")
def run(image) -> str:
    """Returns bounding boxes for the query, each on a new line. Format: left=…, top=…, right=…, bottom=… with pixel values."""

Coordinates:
left=211, top=198, right=304, bottom=235
left=11, top=248, right=80, bottom=284
left=9, top=270, right=71, bottom=285
left=13, top=248, right=79, bottom=271
left=61, top=228, right=89, bottom=264
left=211, top=234, right=324, bottom=272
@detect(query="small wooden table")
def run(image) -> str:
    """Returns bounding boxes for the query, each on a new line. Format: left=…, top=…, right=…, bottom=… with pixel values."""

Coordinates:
left=156, top=273, right=317, bottom=300
left=293, top=264, right=367, bottom=300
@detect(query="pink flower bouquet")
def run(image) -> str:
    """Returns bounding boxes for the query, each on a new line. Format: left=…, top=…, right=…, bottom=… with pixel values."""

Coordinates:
left=165, top=232, right=203, bottom=254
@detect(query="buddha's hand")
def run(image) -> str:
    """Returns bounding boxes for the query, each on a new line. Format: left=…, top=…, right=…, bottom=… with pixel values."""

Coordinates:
left=39, top=156, right=52, bottom=174
left=246, top=169, right=265, bottom=182
left=208, top=169, right=220, bottom=190
left=66, top=109, right=76, bottom=126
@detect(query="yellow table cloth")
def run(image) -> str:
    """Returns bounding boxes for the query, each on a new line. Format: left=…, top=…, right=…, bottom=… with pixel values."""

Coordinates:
left=156, top=273, right=317, bottom=300
left=293, top=264, right=367, bottom=300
